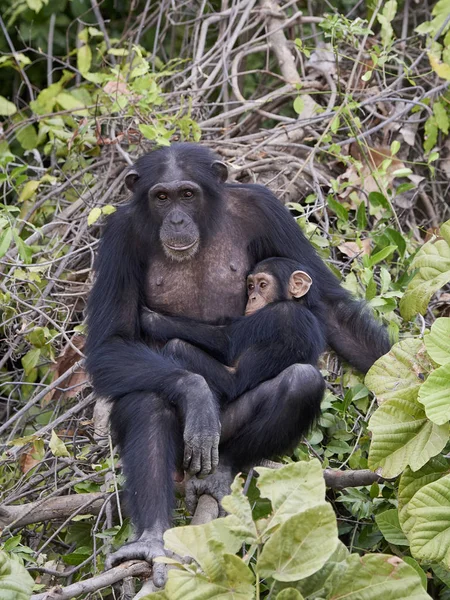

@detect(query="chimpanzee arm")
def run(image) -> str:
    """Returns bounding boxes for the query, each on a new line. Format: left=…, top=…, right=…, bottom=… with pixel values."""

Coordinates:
left=229, top=303, right=326, bottom=398
left=141, top=308, right=230, bottom=361
left=244, top=184, right=391, bottom=371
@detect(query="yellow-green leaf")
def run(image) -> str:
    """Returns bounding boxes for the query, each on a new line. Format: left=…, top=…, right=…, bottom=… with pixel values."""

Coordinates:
left=88, top=207, right=102, bottom=226
left=368, top=395, right=449, bottom=478
left=418, top=364, right=450, bottom=424
left=18, top=180, right=40, bottom=203
left=425, top=317, right=450, bottom=365
left=77, top=44, right=92, bottom=74
left=49, top=430, right=70, bottom=457
left=0, top=96, right=17, bottom=116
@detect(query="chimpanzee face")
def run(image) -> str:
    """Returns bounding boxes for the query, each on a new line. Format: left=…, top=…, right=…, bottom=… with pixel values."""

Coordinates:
left=148, top=180, right=204, bottom=261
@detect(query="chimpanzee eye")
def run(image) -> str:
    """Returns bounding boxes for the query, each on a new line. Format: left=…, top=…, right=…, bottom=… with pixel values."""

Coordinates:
left=260, top=281, right=267, bottom=289
left=157, top=193, right=168, bottom=201
left=248, top=283, right=254, bottom=291
left=183, top=190, right=194, bottom=198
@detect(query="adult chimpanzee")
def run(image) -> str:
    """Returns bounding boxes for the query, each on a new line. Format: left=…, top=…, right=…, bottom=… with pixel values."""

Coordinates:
left=141, top=257, right=326, bottom=406
left=86, top=143, right=390, bottom=585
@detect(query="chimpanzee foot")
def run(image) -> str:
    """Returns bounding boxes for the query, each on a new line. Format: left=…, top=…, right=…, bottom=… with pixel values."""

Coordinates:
left=185, top=464, right=234, bottom=517
left=105, top=532, right=167, bottom=587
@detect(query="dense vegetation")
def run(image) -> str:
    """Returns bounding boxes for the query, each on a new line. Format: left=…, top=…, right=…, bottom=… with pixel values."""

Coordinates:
left=1, top=0, right=450, bottom=598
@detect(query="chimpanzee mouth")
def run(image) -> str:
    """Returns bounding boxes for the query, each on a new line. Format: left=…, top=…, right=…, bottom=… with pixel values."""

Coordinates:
left=165, top=240, right=198, bottom=251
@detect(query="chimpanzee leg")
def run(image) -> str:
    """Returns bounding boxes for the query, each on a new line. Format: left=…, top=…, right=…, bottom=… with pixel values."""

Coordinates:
left=106, top=391, right=182, bottom=587
left=186, top=364, right=325, bottom=513
left=221, top=363, right=324, bottom=466
left=163, top=339, right=234, bottom=400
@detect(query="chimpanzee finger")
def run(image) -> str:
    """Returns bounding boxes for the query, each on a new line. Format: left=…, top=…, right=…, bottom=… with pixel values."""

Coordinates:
left=198, top=448, right=212, bottom=479
left=183, top=445, right=193, bottom=472
left=152, top=561, right=167, bottom=588
left=187, top=448, right=202, bottom=476
left=211, top=438, right=219, bottom=472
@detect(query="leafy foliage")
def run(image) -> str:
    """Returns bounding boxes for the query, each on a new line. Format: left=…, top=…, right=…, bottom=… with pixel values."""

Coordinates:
left=143, top=462, right=431, bottom=600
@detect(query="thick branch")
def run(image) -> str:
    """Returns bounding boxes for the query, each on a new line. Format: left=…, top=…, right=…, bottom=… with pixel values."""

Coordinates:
left=0, top=493, right=107, bottom=529
left=0, top=468, right=386, bottom=529
left=30, top=561, right=151, bottom=600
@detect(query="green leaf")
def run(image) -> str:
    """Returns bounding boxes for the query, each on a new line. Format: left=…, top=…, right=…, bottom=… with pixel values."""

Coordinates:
left=293, top=97, right=305, bottom=115
left=356, top=202, right=367, bottom=230
left=77, top=44, right=92, bottom=74
left=16, top=124, right=38, bottom=150
left=55, top=92, right=87, bottom=114
left=327, top=196, right=348, bottom=221
left=408, top=475, right=450, bottom=566
left=365, top=338, right=431, bottom=403
left=164, top=554, right=254, bottom=600
left=276, top=590, right=305, bottom=600
left=418, top=363, right=450, bottom=424
left=434, top=101, right=449, bottom=134
left=49, top=430, right=70, bottom=457
left=375, top=509, right=409, bottom=545
left=0, top=96, right=17, bottom=116
left=0, top=550, right=34, bottom=600
left=368, top=395, right=449, bottom=478
left=399, top=457, right=449, bottom=536
left=18, top=180, right=40, bottom=202
left=102, top=205, right=117, bottom=215
left=258, top=503, right=338, bottom=582
left=0, top=227, right=12, bottom=258
left=367, top=245, right=396, bottom=267
left=88, top=207, right=102, bottom=226
left=295, top=541, right=349, bottom=598
left=221, top=476, right=257, bottom=543
left=424, top=317, right=450, bottom=365
left=324, top=554, right=431, bottom=599
left=164, top=519, right=242, bottom=575
left=22, top=348, right=40, bottom=375
left=400, top=220, right=450, bottom=320
left=255, top=459, right=326, bottom=534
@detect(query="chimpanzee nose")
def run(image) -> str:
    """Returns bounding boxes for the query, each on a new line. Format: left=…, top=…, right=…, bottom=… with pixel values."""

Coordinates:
left=170, top=212, right=185, bottom=226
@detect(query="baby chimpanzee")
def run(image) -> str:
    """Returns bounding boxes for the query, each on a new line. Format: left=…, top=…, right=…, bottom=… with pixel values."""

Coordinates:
left=141, top=257, right=326, bottom=403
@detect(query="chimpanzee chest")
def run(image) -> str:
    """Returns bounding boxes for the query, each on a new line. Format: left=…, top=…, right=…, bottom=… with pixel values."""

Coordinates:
left=146, top=236, right=250, bottom=321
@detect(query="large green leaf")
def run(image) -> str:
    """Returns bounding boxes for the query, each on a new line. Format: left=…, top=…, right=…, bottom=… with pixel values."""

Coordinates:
left=418, top=363, right=450, bottom=425
left=220, top=477, right=258, bottom=543
left=398, top=457, right=449, bottom=535
left=258, top=503, right=338, bottom=582
left=365, top=338, right=431, bottom=404
left=255, top=459, right=325, bottom=534
left=164, top=518, right=242, bottom=574
left=295, top=541, right=349, bottom=598
left=164, top=554, right=254, bottom=600
left=375, top=509, right=409, bottom=546
left=368, top=396, right=449, bottom=478
left=425, top=317, right=450, bottom=366
left=408, top=474, right=450, bottom=566
left=400, top=220, right=450, bottom=320
left=324, top=554, right=431, bottom=599
left=0, top=551, right=34, bottom=600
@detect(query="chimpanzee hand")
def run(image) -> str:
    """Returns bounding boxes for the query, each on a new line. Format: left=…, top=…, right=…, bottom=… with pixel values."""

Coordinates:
left=183, top=405, right=220, bottom=478
left=185, top=464, right=233, bottom=517
left=181, top=373, right=221, bottom=478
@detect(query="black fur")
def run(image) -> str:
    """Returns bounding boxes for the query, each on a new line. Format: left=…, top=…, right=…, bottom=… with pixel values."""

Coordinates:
left=85, top=143, right=390, bottom=547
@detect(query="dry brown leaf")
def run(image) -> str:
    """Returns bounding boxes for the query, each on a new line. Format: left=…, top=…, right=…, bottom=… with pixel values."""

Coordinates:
left=338, top=240, right=371, bottom=258
left=44, top=335, right=87, bottom=405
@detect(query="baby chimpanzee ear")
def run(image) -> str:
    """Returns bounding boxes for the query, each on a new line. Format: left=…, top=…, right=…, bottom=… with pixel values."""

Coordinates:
left=212, top=160, right=228, bottom=183
left=125, top=168, right=140, bottom=191
left=289, top=271, right=313, bottom=298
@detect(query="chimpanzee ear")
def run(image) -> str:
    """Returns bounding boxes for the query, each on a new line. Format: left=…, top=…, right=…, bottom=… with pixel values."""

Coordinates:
left=212, top=160, right=228, bottom=183
left=289, top=270, right=313, bottom=298
left=125, top=168, right=139, bottom=192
